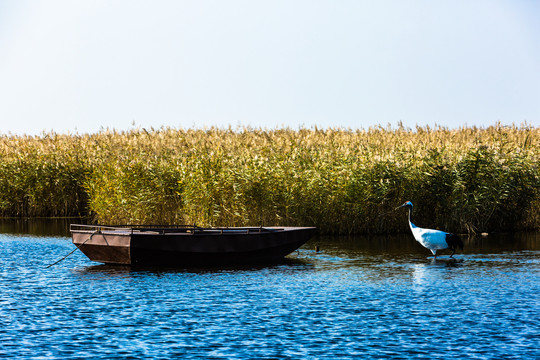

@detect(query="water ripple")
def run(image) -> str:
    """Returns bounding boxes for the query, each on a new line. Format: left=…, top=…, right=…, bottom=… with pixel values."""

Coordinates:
left=1, top=233, right=539, bottom=359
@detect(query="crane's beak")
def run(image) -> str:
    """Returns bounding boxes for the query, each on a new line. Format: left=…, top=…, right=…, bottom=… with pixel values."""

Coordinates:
left=395, top=203, right=407, bottom=210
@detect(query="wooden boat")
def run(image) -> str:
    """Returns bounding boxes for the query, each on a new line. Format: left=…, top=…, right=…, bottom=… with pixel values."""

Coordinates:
left=70, top=224, right=316, bottom=266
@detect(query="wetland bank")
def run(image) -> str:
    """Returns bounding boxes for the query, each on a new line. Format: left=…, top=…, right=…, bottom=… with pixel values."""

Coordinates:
left=1, top=125, right=538, bottom=235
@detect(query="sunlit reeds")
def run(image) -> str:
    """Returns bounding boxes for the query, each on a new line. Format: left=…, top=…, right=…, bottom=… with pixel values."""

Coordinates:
left=0, top=124, right=538, bottom=234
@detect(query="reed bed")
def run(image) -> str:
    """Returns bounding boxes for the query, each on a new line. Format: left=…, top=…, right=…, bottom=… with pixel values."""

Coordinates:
left=0, top=125, right=538, bottom=234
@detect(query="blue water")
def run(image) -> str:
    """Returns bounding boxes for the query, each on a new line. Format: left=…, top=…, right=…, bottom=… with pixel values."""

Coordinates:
left=1, top=232, right=539, bottom=359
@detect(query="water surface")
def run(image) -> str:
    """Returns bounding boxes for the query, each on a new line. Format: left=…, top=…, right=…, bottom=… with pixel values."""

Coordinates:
left=1, top=228, right=538, bottom=359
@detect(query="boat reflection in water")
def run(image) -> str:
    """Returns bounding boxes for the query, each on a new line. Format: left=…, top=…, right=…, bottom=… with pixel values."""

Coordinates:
left=70, top=224, right=317, bottom=266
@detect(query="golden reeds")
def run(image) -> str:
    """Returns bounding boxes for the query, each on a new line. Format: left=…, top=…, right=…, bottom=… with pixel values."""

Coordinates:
left=0, top=124, right=538, bottom=234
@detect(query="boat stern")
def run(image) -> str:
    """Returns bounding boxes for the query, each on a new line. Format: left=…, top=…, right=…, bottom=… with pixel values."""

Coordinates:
left=71, top=225, right=132, bottom=265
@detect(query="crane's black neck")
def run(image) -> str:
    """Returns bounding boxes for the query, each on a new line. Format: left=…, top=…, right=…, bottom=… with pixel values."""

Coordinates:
left=406, top=206, right=415, bottom=227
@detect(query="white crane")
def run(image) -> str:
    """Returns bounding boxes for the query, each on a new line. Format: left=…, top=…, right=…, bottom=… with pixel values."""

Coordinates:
left=397, top=201, right=463, bottom=258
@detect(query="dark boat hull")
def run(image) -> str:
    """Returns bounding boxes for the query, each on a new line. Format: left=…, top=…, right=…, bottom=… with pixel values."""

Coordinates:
left=71, top=225, right=316, bottom=266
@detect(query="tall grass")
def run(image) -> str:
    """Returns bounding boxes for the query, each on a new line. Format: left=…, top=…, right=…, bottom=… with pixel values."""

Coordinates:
left=0, top=125, right=538, bottom=234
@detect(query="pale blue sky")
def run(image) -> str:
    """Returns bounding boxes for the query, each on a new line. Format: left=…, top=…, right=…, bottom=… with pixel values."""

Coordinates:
left=0, top=0, right=539, bottom=135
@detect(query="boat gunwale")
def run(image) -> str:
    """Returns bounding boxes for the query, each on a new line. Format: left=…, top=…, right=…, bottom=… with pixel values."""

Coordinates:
left=70, top=224, right=316, bottom=236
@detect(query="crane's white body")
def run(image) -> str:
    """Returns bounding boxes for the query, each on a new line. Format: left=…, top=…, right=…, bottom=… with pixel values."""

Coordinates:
left=397, top=201, right=461, bottom=258
left=409, top=220, right=449, bottom=256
